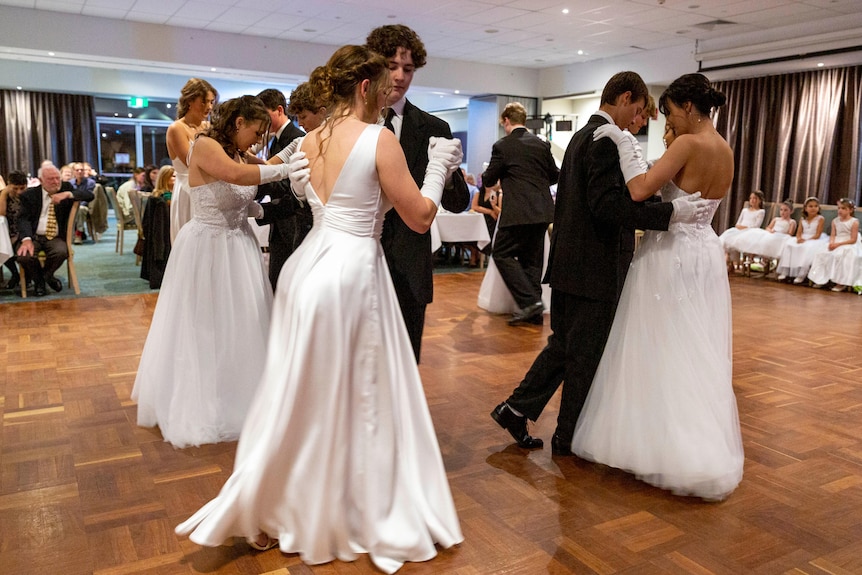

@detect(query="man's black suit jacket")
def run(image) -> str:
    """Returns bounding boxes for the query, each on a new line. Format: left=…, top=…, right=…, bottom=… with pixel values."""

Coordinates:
left=17, top=182, right=93, bottom=243
left=482, top=126, right=558, bottom=228
left=545, top=114, right=673, bottom=303
left=256, top=121, right=308, bottom=286
left=381, top=99, right=470, bottom=305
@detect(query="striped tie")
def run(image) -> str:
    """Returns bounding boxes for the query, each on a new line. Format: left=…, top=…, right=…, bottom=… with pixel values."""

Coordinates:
left=45, top=202, right=58, bottom=240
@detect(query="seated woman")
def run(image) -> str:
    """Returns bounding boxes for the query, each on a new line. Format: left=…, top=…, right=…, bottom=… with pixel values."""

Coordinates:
left=1, top=170, right=28, bottom=290
left=807, top=198, right=861, bottom=292
left=726, top=199, right=796, bottom=275
left=140, top=166, right=175, bottom=289
left=776, top=197, right=828, bottom=283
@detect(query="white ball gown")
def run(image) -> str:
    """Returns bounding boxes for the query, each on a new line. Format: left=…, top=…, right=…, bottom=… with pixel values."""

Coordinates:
left=571, top=182, right=744, bottom=501
left=176, top=125, right=462, bottom=573
left=477, top=222, right=551, bottom=314
left=132, top=175, right=272, bottom=448
left=170, top=143, right=192, bottom=243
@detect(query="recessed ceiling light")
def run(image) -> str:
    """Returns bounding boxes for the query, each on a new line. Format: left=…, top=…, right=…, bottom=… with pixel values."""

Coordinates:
left=562, top=8, right=569, bottom=14
left=16, top=86, right=22, bottom=90
left=817, top=62, right=825, bottom=67
left=454, top=90, right=460, bottom=94
left=577, top=49, right=584, bottom=55
left=210, top=67, right=217, bottom=72
left=48, top=52, right=55, bottom=56
left=128, top=113, right=133, bottom=118
left=166, top=103, right=172, bottom=108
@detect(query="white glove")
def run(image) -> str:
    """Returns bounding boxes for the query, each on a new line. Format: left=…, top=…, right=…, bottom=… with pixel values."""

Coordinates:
left=421, top=137, right=463, bottom=206
left=286, top=151, right=310, bottom=202
left=670, top=191, right=710, bottom=224
left=593, top=124, right=648, bottom=183
left=247, top=201, right=263, bottom=219
left=258, top=163, right=290, bottom=185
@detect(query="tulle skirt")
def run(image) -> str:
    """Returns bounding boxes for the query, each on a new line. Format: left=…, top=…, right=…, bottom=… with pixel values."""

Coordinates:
left=807, top=240, right=862, bottom=286
left=132, top=219, right=272, bottom=448
left=572, top=225, right=744, bottom=501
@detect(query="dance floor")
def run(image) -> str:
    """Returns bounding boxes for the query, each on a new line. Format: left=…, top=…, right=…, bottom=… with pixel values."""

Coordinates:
left=1, top=273, right=861, bottom=574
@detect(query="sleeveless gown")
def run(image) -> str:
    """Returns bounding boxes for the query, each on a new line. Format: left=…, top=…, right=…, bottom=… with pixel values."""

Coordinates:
left=775, top=216, right=828, bottom=279
left=807, top=217, right=862, bottom=286
left=170, top=146, right=192, bottom=243
left=726, top=218, right=793, bottom=259
left=132, top=173, right=272, bottom=448
left=176, top=125, right=462, bottom=573
left=571, top=182, right=744, bottom=501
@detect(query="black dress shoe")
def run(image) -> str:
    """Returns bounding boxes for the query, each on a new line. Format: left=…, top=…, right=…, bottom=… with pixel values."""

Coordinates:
left=551, top=433, right=574, bottom=456
left=490, top=402, right=544, bottom=448
left=4, top=275, right=19, bottom=291
left=46, top=276, right=63, bottom=292
left=508, top=302, right=544, bottom=326
left=34, top=283, right=47, bottom=297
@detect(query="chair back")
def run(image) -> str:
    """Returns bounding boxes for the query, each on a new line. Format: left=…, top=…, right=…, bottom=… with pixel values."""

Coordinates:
left=128, top=190, right=145, bottom=237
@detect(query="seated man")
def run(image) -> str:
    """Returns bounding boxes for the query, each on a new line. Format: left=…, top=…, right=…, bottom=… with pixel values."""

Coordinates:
left=16, top=164, right=94, bottom=296
left=1, top=170, right=28, bottom=290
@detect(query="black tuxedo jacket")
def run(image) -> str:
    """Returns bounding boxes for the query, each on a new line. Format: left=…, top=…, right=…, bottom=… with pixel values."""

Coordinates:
left=381, top=99, right=470, bottom=305
left=257, top=122, right=308, bottom=231
left=17, top=182, right=93, bottom=242
left=545, top=114, right=673, bottom=303
left=482, top=127, right=558, bottom=228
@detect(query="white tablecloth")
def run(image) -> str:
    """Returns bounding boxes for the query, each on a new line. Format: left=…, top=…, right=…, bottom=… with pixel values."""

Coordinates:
left=430, top=212, right=491, bottom=253
left=0, top=216, right=13, bottom=267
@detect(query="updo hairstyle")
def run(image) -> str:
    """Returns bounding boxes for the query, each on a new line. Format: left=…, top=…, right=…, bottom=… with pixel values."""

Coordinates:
left=308, top=45, right=389, bottom=122
left=202, top=95, right=271, bottom=157
left=659, top=73, right=726, bottom=118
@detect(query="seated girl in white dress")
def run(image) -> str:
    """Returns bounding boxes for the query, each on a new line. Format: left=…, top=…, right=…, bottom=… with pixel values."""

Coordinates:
left=725, top=199, right=796, bottom=274
left=719, top=189, right=765, bottom=271
left=776, top=197, right=828, bottom=283
left=808, top=198, right=862, bottom=292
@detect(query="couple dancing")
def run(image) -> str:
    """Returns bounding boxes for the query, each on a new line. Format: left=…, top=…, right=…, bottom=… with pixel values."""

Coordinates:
left=492, top=72, right=744, bottom=501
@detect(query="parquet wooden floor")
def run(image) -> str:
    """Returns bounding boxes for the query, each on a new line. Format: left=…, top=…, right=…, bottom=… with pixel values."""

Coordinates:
left=1, top=273, right=861, bottom=575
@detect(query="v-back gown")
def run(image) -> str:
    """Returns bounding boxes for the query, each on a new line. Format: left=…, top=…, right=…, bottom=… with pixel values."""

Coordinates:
left=176, top=124, right=463, bottom=573
left=132, top=174, right=272, bottom=448
left=571, top=182, right=744, bottom=501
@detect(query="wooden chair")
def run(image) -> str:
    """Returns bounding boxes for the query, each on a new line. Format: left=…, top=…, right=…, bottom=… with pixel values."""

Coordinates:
left=18, top=201, right=81, bottom=297
left=106, top=186, right=138, bottom=256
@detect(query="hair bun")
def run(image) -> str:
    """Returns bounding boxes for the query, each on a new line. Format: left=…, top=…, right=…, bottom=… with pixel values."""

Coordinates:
left=709, top=87, right=727, bottom=108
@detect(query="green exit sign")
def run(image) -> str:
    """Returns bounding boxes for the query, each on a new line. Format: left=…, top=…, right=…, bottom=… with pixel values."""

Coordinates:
left=128, top=97, right=149, bottom=108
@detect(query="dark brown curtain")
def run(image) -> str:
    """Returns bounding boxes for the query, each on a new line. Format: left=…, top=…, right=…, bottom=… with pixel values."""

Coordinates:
left=712, top=66, right=862, bottom=231
left=1, top=90, right=98, bottom=178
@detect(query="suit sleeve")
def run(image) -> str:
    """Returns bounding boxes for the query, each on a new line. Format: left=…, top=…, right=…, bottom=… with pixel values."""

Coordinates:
left=545, top=144, right=560, bottom=185
left=70, top=186, right=95, bottom=203
left=426, top=115, right=470, bottom=213
left=587, top=138, right=672, bottom=232
left=481, top=141, right=504, bottom=187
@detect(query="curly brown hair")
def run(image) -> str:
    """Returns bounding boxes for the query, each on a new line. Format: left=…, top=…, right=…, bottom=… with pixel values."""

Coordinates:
left=287, top=82, right=327, bottom=116
left=202, top=95, right=271, bottom=157
left=365, top=24, right=427, bottom=68
left=176, top=78, right=218, bottom=119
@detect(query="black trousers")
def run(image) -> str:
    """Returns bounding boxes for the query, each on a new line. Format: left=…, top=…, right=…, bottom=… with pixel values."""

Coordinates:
left=492, top=223, right=547, bottom=309
left=390, top=277, right=426, bottom=363
left=16, top=235, right=68, bottom=285
left=268, top=208, right=313, bottom=290
left=506, top=290, right=618, bottom=441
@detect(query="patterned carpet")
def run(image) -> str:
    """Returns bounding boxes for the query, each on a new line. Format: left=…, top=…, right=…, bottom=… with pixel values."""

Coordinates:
left=0, top=213, right=480, bottom=304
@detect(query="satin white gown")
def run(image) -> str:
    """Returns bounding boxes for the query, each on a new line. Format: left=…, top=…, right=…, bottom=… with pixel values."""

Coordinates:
left=176, top=125, right=462, bottom=573
left=571, top=182, right=744, bottom=501
left=170, top=146, right=192, bottom=243
left=132, top=175, right=272, bottom=448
